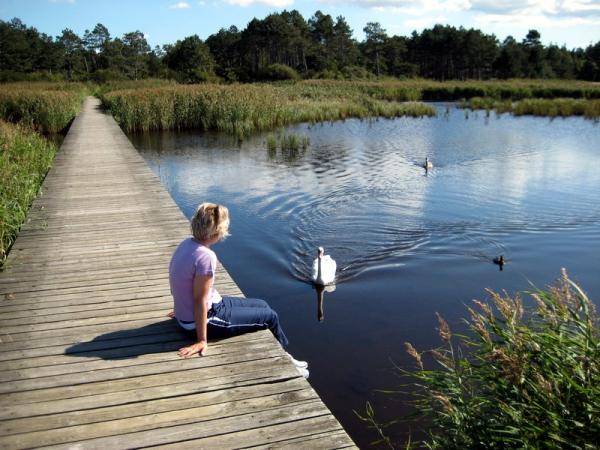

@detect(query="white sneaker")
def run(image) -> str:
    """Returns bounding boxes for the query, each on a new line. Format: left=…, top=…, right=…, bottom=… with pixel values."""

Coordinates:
left=298, top=367, right=310, bottom=379
left=286, top=352, right=308, bottom=369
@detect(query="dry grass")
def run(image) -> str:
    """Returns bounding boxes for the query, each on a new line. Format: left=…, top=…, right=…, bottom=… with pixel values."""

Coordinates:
left=0, top=83, right=88, bottom=133
left=394, top=270, right=600, bottom=449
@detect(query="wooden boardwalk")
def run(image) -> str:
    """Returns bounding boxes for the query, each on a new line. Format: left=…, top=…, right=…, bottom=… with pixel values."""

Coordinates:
left=0, top=97, right=356, bottom=449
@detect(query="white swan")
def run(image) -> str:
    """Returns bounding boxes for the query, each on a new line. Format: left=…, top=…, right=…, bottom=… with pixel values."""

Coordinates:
left=312, top=247, right=337, bottom=286
left=423, top=157, right=433, bottom=171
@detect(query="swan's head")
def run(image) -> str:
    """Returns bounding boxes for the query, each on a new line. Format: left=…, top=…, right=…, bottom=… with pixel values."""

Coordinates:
left=317, top=246, right=324, bottom=257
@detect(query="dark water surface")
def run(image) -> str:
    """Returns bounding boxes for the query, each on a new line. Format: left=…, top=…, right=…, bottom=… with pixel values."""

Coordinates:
left=129, top=105, right=600, bottom=447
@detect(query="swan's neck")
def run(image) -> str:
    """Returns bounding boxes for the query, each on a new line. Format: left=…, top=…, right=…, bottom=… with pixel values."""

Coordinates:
left=316, top=256, right=323, bottom=284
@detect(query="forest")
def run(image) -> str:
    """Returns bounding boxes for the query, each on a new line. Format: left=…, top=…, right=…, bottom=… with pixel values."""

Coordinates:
left=1, top=11, right=599, bottom=83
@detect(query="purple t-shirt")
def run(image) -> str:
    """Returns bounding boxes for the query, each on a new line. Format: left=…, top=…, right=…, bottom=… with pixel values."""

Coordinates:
left=169, top=238, right=222, bottom=322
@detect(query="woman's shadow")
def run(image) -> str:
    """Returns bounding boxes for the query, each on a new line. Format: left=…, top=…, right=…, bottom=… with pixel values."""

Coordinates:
left=65, top=318, right=195, bottom=360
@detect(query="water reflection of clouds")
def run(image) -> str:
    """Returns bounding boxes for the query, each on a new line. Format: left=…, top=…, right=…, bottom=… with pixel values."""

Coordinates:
left=131, top=109, right=600, bottom=280
left=419, top=108, right=600, bottom=237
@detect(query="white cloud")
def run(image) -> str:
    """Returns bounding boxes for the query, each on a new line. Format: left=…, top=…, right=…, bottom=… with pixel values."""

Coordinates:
left=326, top=0, right=600, bottom=15
left=225, top=0, right=294, bottom=7
left=472, top=0, right=600, bottom=28
left=323, top=0, right=470, bottom=14
left=169, top=1, right=191, bottom=9
left=198, top=0, right=207, bottom=4
left=324, top=0, right=600, bottom=30
left=405, top=15, right=449, bottom=29
left=470, top=0, right=600, bottom=16
left=475, top=12, right=600, bottom=27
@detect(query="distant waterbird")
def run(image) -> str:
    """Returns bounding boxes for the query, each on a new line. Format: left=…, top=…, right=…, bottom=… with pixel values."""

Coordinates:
left=423, top=157, right=433, bottom=171
left=312, top=247, right=337, bottom=286
left=493, top=255, right=505, bottom=271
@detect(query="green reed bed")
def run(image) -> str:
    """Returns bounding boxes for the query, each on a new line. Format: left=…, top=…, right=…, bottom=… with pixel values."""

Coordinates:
left=93, top=78, right=176, bottom=97
left=1, top=120, right=57, bottom=267
left=304, top=79, right=600, bottom=102
left=464, top=97, right=600, bottom=119
left=267, top=133, right=310, bottom=152
left=101, top=83, right=436, bottom=137
left=0, top=83, right=88, bottom=133
left=371, top=270, right=600, bottom=449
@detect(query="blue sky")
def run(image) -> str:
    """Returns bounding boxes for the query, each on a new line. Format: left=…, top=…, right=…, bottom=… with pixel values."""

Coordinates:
left=1, top=0, right=599, bottom=49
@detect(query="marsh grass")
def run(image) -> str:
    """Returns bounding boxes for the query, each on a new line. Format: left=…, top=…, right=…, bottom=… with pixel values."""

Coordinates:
left=266, top=134, right=277, bottom=152
left=464, top=97, right=600, bottom=119
left=92, top=79, right=176, bottom=97
left=269, top=133, right=310, bottom=151
left=100, top=79, right=600, bottom=137
left=100, top=83, right=437, bottom=138
left=0, top=83, right=88, bottom=133
left=1, top=120, right=57, bottom=267
left=301, top=135, right=310, bottom=149
left=304, top=79, right=600, bottom=102
left=264, top=133, right=310, bottom=163
left=370, top=270, right=600, bottom=449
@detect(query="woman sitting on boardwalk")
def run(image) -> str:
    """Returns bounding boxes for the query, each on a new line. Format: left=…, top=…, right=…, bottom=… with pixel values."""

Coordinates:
left=169, top=202, right=308, bottom=377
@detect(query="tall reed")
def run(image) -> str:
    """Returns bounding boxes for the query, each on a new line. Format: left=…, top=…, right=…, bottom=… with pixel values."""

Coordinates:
left=303, top=79, right=600, bottom=101
left=101, top=83, right=437, bottom=137
left=464, top=97, right=600, bottom=119
left=386, top=270, right=600, bottom=449
left=0, top=83, right=87, bottom=133
left=1, top=120, right=57, bottom=267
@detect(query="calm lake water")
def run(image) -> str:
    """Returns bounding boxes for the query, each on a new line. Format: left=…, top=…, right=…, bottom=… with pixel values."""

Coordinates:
left=129, top=105, right=600, bottom=447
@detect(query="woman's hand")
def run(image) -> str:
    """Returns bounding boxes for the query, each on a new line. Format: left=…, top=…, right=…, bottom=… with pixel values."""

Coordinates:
left=178, top=340, right=207, bottom=358
left=167, top=311, right=175, bottom=318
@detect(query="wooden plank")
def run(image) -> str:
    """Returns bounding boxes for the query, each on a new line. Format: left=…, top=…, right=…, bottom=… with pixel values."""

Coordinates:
left=0, top=309, right=174, bottom=335
left=154, top=415, right=353, bottom=450
left=0, top=359, right=301, bottom=420
left=0, top=319, right=265, bottom=354
left=0, top=336, right=276, bottom=386
left=0, top=326, right=267, bottom=361
left=1, top=289, right=174, bottom=311
left=0, top=295, right=170, bottom=320
left=0, top=378, right=308, bottom=436
left=247, top=430, right=358, bottom=449
left=0, top=389, right=318, bottom=449
left=0, top=277, right=241, bottom=309
left=38, top=401, right=330, bottom=449
left=0, top=318, right=177, bottom=349
left=0, top=264, right=167, bottom=285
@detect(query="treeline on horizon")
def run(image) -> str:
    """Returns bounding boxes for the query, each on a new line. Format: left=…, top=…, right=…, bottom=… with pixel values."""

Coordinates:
left=1, top=11, right=600, bottom=84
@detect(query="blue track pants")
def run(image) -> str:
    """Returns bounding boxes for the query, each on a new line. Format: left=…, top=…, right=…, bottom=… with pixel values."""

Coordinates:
left=181, top=297, right=289, bottom=347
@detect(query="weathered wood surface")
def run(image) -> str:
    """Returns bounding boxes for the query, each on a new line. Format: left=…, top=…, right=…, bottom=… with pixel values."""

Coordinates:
left=0, top=97, right=356, bottom=449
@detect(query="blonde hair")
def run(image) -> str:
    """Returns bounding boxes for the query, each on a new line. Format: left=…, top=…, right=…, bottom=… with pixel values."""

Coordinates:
left=191, top=203, right=230, bottom=242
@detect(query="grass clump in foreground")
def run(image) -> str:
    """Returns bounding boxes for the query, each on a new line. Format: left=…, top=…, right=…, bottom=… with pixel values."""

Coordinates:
left=0, top=82, right=88, bottom=133
left=362, top=269, right=600, bottom=449
left=1, top=120, right=57, bottom=267
left=266, top=133, right=310, bottom=163
left=464, top=97, right=600, bottom=119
